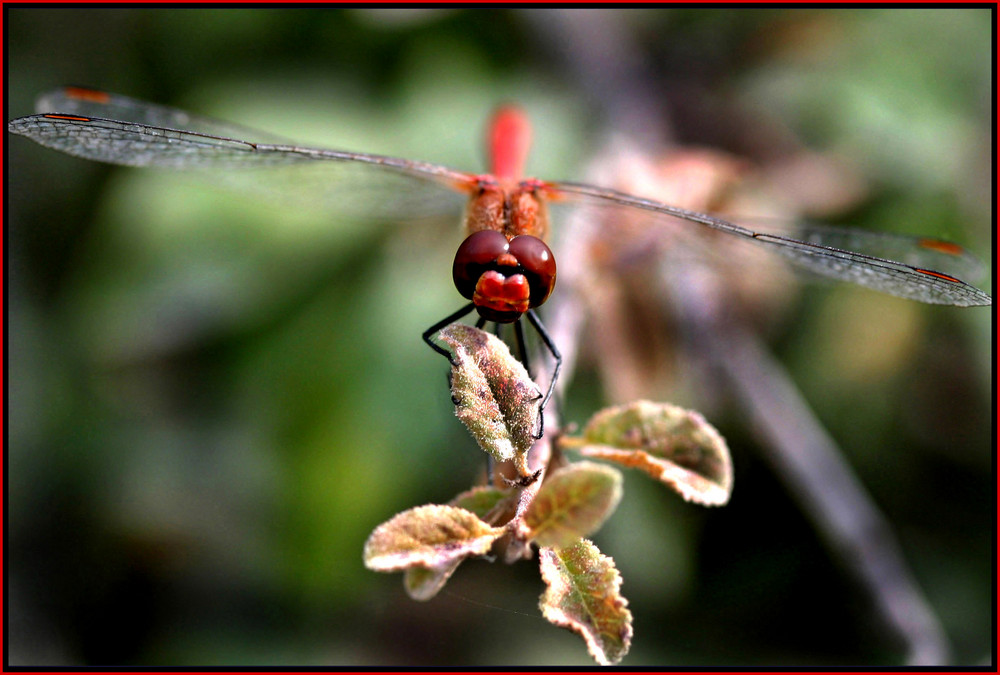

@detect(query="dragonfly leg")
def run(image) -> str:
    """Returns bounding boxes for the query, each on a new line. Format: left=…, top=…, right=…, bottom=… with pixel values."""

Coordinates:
left=513, top=316, right=547, bottom=438
left=422, top=302, right=476, bottom=366
left=525, top=309, right=561, bottom=439
left=512, top=317, right=530, bottom=372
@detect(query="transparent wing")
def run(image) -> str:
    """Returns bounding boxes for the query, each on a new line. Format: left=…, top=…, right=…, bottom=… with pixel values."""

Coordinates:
left=9, top=87, right=474, bottom=221
left=34, top=86, right=296, bottom=144
left=548, top=180, right=992, bottom=307
left=768, top=221, right=988, bottom=283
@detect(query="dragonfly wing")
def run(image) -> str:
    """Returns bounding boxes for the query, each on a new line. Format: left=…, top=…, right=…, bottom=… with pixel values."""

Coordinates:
left=9, top=90, right=477, bottom=222
left=725, top=218, right=989, bottom=284
left=751, top=232, right=992, bottom=307
left=34, top=86, right=294, bottom=144
left=549, top=181, right=992, bottom=307
left=786, top=222, right=988, bottom=283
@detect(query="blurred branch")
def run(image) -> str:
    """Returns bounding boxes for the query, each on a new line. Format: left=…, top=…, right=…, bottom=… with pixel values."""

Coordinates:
left=678, top=285, right=950, bottom=665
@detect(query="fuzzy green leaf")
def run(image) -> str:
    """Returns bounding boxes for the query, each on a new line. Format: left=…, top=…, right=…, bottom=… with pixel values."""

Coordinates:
left=363, top=504, right=503, bottom=572
left=449, top=485, right=515, bottom=525
left=524, top=461, right=623, bottom=548
left=403, top=560, right=462, bottom=602
left=561, top=400, right=733, bottom=506
left=396, top=489, right=513, bottom=601
left=539, top=540, right=632, bottom=666
left=440, top=324, right=541, bottom=476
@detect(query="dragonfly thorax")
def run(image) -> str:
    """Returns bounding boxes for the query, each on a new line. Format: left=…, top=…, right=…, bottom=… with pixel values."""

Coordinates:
left=463, top=177, right=550, bottom=241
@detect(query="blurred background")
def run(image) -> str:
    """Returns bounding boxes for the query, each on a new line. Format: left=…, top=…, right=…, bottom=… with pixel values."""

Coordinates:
left=6, top=7, right=993, bottom=667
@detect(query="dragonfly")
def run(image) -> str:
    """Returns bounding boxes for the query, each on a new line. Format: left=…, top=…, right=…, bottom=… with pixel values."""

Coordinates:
left=8, top=87, right=993, bottom=432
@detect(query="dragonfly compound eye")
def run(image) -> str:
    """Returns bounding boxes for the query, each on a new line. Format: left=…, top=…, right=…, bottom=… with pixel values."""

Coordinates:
left=453, top=230, right=510, bottom=300
left=507, top=234, right=556, bottom=308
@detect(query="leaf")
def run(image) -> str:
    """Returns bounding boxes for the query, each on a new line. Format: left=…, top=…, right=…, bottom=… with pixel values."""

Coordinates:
left=397, top=489, right=515, bottom=601
left=403, top=560, right=462, bottom=602
left=538, top=540, right=632, bottom=666
left=524, top=461, right=623, bottom=548
left=560, top=400, right=733, bottom=506
left=449, top=485, right=516, bottom=525
left=363, top=505, right=504, bottom=572
left=440, top=324, right=541, bottom=476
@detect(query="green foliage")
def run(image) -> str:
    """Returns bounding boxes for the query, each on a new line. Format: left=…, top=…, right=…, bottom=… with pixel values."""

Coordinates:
left=525, top=462, right=623, bottom=549
left=441, top=324, right=540, bottom=476
left=539, top=540, right=633, bottom=667
left=561, top=401, right=734, bottom=506
left=363, top=328, right=732, bottom=665
left=363, top=504, right=504, bottom=572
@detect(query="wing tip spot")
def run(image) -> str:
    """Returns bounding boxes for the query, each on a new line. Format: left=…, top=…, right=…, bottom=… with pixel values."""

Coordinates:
left=43, top=114, right=92, bottom=122
left=915, top=267, right=962, bottom=283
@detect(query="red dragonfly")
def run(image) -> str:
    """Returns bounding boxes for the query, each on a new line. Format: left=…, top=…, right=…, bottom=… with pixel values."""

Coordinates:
left=8, top=87, right=993, bottom=426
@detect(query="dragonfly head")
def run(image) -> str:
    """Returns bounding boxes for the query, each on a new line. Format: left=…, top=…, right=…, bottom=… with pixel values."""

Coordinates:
left=452, top=230, right=556, bottom=324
